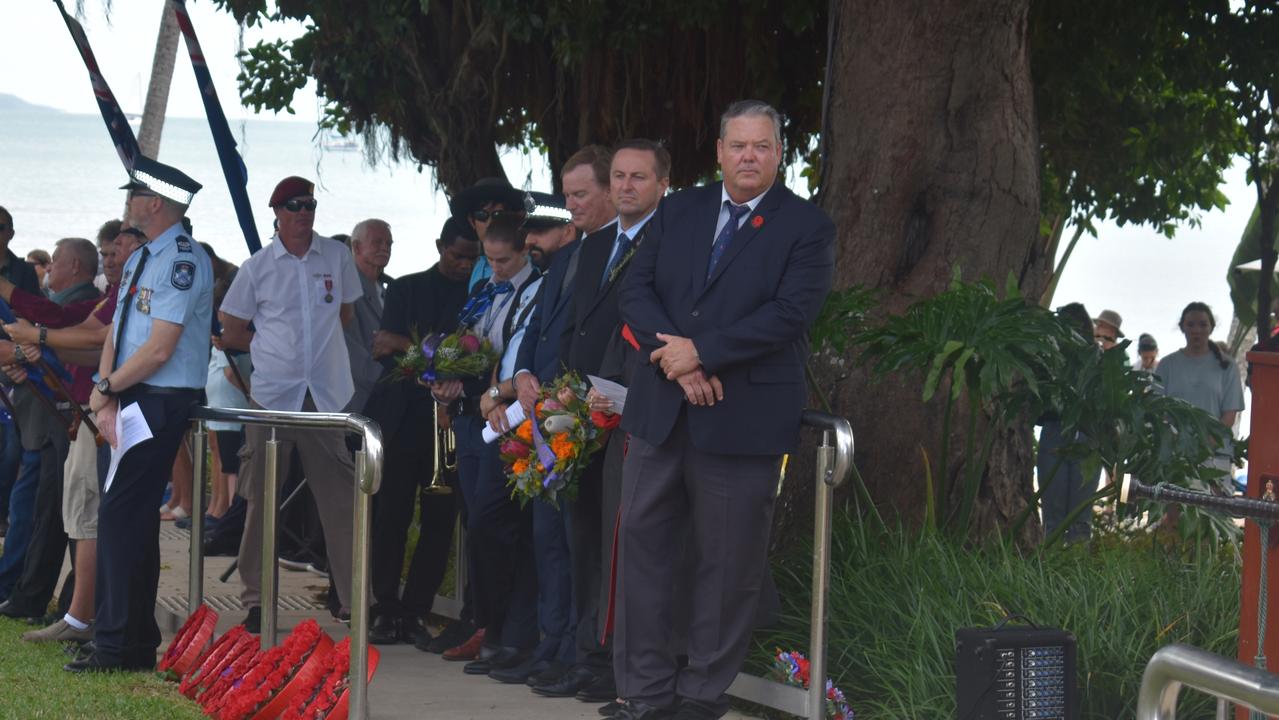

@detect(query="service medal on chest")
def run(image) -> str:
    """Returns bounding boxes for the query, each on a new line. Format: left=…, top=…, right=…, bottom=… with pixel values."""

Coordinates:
left=324, top=275, right=334, bottom=303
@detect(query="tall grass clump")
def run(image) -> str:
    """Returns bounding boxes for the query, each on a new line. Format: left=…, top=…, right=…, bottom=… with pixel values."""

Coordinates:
left=753, top=519, right=1240, bottom=719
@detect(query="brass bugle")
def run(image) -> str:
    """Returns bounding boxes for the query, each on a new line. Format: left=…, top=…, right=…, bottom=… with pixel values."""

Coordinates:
left=425, top=405, right=454, bottom=495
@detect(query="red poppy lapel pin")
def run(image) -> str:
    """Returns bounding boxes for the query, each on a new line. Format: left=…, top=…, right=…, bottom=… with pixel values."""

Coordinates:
left=751, top=215, right=765, bottom=229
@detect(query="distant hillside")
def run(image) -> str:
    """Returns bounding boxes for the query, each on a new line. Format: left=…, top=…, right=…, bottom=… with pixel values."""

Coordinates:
left=0, top=94, right=63, bottom=114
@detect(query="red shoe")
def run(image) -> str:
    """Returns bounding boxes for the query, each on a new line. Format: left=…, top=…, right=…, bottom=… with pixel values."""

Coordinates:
left=441, top=628, right=485, bottom=661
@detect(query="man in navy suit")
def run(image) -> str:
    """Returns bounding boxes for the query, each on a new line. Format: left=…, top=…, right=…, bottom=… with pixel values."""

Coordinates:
left=614, top=101, right=835, bottom=720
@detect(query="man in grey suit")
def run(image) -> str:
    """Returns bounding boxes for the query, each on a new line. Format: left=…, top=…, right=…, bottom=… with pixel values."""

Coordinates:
left=345, top=219, right=393, bottom=414
left=614, top=101, right=835, bottom=720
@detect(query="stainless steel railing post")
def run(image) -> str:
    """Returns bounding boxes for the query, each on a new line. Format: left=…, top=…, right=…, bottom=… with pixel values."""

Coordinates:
left=189, top=422, right=206, bottom=614
left=261, top=427, right=280, bottom=649
left=808, top=429, right=836, bottom=720
left=1137, top=644, right=1279, bottom=719
left=350, top=441, right=372, bottom=720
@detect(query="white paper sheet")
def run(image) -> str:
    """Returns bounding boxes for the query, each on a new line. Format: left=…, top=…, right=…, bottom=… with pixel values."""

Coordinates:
left=482, top=402, right=527, bottom=443
left=587, top=375, right=628, bottom=415
left=103, top=402, right=153, bottom=493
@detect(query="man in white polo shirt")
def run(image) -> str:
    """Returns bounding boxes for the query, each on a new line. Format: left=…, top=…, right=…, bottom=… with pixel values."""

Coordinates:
left=219, top=176, right=363, bottom=631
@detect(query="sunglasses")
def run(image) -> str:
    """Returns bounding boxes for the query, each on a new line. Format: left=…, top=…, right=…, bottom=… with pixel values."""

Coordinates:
left=120, top=227, right=147, bottom=240
left=282, top=198, right=318, bottom=212
left=469, top=209, right=522, bottom=222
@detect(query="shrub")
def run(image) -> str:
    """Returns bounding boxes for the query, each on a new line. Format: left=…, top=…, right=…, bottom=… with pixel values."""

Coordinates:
left=752, top=518, right=1240, bottom=719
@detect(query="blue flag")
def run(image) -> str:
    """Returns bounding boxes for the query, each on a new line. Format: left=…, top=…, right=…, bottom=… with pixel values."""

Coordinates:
left=52, top=0, right=140, bottom=171
left=172, top=0, right=263, bottom=255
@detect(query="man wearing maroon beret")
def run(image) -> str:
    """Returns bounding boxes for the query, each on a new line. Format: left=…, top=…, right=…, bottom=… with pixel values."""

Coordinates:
left=219, top=176, right=364, bottom=632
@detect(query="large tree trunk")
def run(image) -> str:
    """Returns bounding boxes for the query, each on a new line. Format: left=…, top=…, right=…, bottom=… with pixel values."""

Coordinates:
left=137, top=0, right=180, bottom=158
left=806, top=0, right=1049, bottom=543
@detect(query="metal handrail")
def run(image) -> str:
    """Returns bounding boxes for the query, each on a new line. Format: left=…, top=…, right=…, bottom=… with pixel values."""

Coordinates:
left=728, top=409, right=855, bottom=720
left=1138, top=644, right=1279, bottom=719
left=186, top=405, right=383, bottom=720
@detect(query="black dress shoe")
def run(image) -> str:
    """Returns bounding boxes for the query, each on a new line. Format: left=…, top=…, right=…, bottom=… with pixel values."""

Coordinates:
left=613, top=701, right=672, bottom=720
left=400, top=615, right=430, bottom=645
left=0, top=600, right=39, bottom=621
left=242, top=606, right=261, bottom=634
left=489, top=657, right=546, bottom=684
left=64, top=653, right=124, bottom=673
left=577, top=673, right=619, bottom=703
left=464, top=647, right=523, bottom=675
left=532, top=666, right=597, bottom=697
left=426, top=618, right=475, bottom=654
left=599, top=700, right=624, bottom=717
left=528, top=661, right=567, bottom=687
left=368, top=615, right=399, bottom=645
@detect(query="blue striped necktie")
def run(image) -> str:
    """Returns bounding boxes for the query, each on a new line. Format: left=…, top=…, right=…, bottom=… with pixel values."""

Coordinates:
left=708, top=201, right=751, bottom=279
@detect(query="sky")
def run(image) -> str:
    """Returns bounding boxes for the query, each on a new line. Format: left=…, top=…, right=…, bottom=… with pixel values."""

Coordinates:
left=1, top=1, right=317, bottom=122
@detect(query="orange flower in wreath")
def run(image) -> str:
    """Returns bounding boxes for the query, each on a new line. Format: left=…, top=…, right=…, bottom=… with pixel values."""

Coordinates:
left=516, top=420, right=533, bottom=443
left=551, top=432, right=576, bottom=461
left=512, top=458, right=530, bottom=475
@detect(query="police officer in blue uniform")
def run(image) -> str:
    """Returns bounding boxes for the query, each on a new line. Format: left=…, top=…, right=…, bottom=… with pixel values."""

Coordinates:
left=66, top=155, right=212, bottom=673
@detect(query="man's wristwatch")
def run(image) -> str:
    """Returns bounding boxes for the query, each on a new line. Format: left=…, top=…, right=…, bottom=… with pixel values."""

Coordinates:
left=95, top=377, right=115, bottom=397
left=487, top=385, right=501, bottom=400
left=36, top=324, right=47, bottom=346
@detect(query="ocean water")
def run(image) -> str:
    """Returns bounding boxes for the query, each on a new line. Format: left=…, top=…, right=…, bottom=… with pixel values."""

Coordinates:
left=0, top=100, right=546, bottom=276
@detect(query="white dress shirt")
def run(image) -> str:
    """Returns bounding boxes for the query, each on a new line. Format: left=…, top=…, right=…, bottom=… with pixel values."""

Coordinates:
left=713, top=185, right=768, bottom=239
left=220, top=232, right=363, bottom=412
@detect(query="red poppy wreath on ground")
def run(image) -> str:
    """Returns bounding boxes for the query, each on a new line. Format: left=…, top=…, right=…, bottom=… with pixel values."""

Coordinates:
left=198, top=631, right=263, bottom=713
left=179, top=625, right=251, bottom=700
left=213, top=618, right=333, bottom=720
left=279, top=636, right=382, bottom=720
left=158, top=603, right=219, bottom=679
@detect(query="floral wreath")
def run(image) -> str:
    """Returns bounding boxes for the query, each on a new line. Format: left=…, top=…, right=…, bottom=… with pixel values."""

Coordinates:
left=280, top=636, right=382, bottom=720
left=158, top=603, right=218, bottom=679
left=499, top=372, right=618, bottom=507
left=180, top=625, right=251, bottom=700
left=198, top=632, right=262, bottom=713
left=211, top=619, right=332, bottom=720
left=771, top=648, right=854, bottom=720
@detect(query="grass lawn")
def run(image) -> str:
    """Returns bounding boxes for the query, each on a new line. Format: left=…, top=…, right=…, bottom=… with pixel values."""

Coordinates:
left=0, top=617, right=206, bottom=719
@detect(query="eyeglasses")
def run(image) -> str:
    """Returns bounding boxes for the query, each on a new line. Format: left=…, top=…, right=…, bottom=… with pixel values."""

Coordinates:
left=1095, top=334, right=1116, bottom=343
left=283, top=198, right=318, bottom=212
left=469, top=209, right=522, bottom=222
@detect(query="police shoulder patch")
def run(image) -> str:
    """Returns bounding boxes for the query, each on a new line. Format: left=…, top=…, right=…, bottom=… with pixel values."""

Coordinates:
left=171, top=260, right=196, bottom=290
left=175, top=236, right=193, bottom=253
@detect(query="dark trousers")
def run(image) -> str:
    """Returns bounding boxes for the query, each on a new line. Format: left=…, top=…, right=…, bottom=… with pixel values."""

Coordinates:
left=568, top=450, right=610, bottom=673
left=0, top=449, right=42, bottom=598
left=6, top=431, right=71, bottom=613
left=371, top=417, right=458, bottom=620
left=532, top=497, right=574, bottom=664
left=0, top=422, right=22, bottom=524
left=1038, top=421, right=1099, bottom=543
left=453, top=414, right=537, bottom=649
left=614, top=415, right=780, bottom=714
left=95, top=391, right=195, bottom=664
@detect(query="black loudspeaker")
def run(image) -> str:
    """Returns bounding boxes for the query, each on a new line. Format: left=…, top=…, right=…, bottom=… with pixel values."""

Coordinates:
left=955, top=619, right=1078, bottom=720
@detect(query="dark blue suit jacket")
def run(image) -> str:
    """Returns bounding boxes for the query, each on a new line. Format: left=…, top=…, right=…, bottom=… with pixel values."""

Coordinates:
left=515, top=239, right=581, bottom=381
left=619, top=182, right=834, bottom=455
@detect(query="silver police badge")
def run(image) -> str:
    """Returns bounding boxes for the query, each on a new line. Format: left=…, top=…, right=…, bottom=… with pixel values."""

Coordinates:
left=136, top=287, right=153, bottom=315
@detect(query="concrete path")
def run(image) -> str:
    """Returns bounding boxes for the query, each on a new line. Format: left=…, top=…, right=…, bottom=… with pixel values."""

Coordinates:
left=156, top=524, right=755, bottom=719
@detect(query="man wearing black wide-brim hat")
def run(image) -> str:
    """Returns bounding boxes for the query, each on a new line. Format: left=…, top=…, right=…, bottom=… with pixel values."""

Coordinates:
left=450, top=178, right=526, bottom=293
left=68, top=155, right=213, bottom=672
